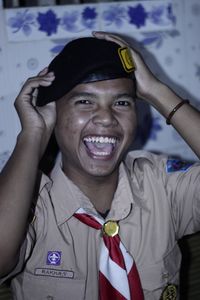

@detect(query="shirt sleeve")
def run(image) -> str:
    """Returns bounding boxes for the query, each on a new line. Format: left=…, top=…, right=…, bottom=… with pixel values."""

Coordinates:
left=164, top=159, right=200, bottom=239
left=0, top=173, right=50, bottom=285
left=0, top=223, right=36, bottom=285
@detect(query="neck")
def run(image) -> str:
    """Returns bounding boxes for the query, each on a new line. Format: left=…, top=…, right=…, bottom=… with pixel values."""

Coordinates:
left=63, top=166, right=119, bottom=214
left=81, top=174, right=118, bottom=213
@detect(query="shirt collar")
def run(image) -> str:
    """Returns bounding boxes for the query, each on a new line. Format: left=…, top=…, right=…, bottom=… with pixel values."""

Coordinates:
left=46, top=150, right=154, bottom=226
left=107, top=162, right=134, bottom=221
left=48, top=163, right=135, bottom=226
left=49, top=163, right=95, bottom=226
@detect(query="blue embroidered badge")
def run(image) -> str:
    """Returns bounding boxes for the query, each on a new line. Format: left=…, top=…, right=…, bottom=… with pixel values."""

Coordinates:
left=46, top=251, right=61, bottom=266
left=166, top=159, right=193, bottom=173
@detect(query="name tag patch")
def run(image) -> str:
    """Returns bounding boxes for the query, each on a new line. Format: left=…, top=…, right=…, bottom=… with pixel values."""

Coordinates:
left=47, top=251, right=61, bottom=266
left=35, top=268, right=74, bottom=279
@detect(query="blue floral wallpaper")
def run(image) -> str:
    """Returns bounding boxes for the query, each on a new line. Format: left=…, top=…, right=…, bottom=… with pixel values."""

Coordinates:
left=5, top=2, right=175, bottom=41
left=0, top=0, right=200, bottom=170
left=7, top=6, right=98, bottom=37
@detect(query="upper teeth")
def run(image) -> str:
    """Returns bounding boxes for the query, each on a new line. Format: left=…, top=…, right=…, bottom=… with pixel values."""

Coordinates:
left=83, top=136, right=116, bottom=144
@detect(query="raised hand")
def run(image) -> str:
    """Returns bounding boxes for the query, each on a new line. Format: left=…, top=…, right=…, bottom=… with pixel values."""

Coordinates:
left=14, top=68, right=56, bottom=157
left=92, top=31, right=160, bottom=102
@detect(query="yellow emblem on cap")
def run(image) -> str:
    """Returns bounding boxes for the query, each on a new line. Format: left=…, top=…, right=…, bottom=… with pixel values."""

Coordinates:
left=118, top=47, right=135, bottom=73
left=103, top=221, right=119, bottom=237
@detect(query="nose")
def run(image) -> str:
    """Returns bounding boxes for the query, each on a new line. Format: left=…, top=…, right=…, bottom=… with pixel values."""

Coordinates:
left=92, top=107, right=118, bottom=127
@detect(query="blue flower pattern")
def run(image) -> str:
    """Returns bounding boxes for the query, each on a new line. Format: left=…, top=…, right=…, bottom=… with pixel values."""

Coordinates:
left=60, top=7, right=97, bottom=32
left=7, top=9, right=35, bottom=36
left=141, top=32, right=164, bottom=48
left=7, top=3, right=175, bottom=36
left=50, top=44, right=65, bottom=55
left=60, top=11, right=79, bottom=32
left=167, top=4, right=176, bottom=25
left=50, top=39, right=71, bottom=56
left=140, top=30, right=180, bottom=49
left=102, top=6, right=127, bottom=27
left=37, top=10, right=60, bottom=36
left=148, top=5, right=166, bottom=25
left=128, top=4, right=148, bottom=28
left=81, top=7, right=97, bottom=29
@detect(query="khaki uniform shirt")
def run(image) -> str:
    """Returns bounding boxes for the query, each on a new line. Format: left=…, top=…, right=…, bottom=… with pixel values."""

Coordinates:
left=2, top=151, right=200, bottom=299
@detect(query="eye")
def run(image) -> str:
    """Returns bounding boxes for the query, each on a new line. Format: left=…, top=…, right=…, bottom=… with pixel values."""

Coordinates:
left=115, top=100, right=131, bottom=107
left=75, top=99, right=91, bottom=105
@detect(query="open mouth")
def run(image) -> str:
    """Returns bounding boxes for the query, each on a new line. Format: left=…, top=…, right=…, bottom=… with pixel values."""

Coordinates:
left=83, top=136, right=118, bottom=158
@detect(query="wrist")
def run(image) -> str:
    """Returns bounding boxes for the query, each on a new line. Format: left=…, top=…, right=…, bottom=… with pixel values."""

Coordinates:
left=137, top=76, right=161, bottom=103
left=141, top=82, right=183, bottom=117
left=17, top=130, right=44, bottom=153
left=141, top=79, right=164, bottom=103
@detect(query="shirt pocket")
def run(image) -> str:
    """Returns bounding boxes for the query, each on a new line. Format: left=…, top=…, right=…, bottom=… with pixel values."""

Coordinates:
left=21, top=272, right=85, bottom=300
left=139, top=245, right=181, bottom=297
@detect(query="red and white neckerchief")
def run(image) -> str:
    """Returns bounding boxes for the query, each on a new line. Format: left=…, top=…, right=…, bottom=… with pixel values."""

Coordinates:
left=74, top=208, right=144, bottom=300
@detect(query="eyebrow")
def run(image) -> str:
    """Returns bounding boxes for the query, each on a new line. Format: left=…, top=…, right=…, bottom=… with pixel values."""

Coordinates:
left=68, top=92, right=95, bottom=100
left=116, top=93, right=135, bottom=100
left=68, top=92, right=135, bottom=100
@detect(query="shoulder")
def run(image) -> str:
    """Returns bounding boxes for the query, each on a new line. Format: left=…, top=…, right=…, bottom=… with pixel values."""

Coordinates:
left=28, top=170, right=52, bottom=225
left=125, top=150, right=196, bottom=175
left=125, top=150, right=168, bottom=174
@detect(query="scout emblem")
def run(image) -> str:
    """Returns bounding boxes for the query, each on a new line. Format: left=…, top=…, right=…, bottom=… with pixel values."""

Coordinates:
left=103, top=220, right=119, bottom=237
left=118, top=47, right=136, bottom=72
left=160, top=284, right=177, bottom=300
left=46, top=251, right=61, bottom=266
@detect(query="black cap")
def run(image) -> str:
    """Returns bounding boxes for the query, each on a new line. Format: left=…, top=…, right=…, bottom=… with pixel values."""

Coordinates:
left=37, top=37, right=135, bottom=106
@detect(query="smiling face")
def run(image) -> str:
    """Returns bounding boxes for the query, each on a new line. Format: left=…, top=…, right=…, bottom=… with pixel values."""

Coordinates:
left=55, top=78, right=137, bottom=183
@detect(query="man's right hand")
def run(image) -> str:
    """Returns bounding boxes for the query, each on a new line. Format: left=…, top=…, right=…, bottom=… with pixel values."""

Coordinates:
left=14, top=68, right=56, bottom=158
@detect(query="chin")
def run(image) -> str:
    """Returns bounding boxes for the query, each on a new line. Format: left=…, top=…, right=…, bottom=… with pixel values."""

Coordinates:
left=81, top=161, right=120, bottom=178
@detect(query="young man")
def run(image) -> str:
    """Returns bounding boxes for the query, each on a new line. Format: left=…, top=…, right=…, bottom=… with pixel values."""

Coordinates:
left=0, top=32, right=200, bottom=300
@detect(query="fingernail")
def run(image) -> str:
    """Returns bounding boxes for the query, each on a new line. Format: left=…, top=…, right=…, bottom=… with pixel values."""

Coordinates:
left=48, top=71, right=55, bottom=76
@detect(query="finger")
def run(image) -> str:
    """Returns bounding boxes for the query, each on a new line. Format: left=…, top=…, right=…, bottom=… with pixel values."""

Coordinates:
left=24, top=73, right=55, bottom=92
left=16, top=74, right=55, bottom=107
left=92, top=31, right=129, bottom=47
left=20, top=78, right=53, bottom=98
left=38, top=71, right=55, bottom=79
left=38, top=67, right=48, bottom=76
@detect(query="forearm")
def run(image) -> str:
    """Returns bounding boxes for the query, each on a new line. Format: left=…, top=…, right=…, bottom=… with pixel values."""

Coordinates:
left=0, top=131, right=42, bottom=275
left=146, top=82, right=200, bottom=159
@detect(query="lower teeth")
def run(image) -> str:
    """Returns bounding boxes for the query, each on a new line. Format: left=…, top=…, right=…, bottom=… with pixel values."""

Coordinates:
left=95, top=151, right=110, bottom=156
